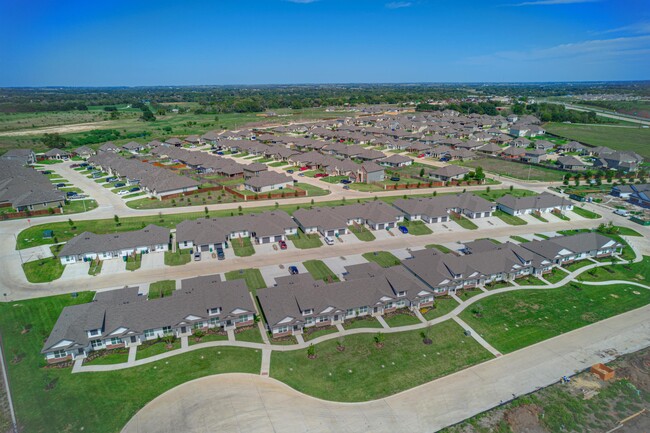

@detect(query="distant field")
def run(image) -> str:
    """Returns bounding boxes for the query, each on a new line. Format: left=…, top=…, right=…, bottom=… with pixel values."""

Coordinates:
left=544, top=123, right=650, bottom=159
left=455, top=158, right=565, bottom=182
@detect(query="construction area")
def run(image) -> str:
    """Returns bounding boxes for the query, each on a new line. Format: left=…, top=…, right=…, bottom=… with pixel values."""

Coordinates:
left=441, top=346, right=650, bottom=433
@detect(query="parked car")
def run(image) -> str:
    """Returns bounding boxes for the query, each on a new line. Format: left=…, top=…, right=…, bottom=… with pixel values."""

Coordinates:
left=106, top=177, right=117, bottom=182
left=278, top=240, right=287, bottom=250
left=56, top=183, right=66, bottom=188
left=299, top=167, right=309, bottom=171
left=70, top=163, right=79, bottom=168
left=440, top=157, right=450, bottom=162
left=288, top=265, right=299, bottom=275
left=129, top=187, right=140, bottom=192
left=66, top=191, right=78, bottom=198
left=194, top=251, right=201, bottom=261
left=340, top=179, right=352, bottom=184
left=216, top=245, right=225, bottom=260
left=287, top=169, right=294, bottom=174
left=418, top=154, right=425, bottom=158
left=298, top=173, right=305, bottom=177
left=614, top=209, right=630, bottom=217
left=117, top=190, right=128, bottom=195
left=398, top=225, right=409, bottom=234
left=324, top=236, right=335, bottom=245
left=114, top=182, right=125, bottom=187
left=314, top=173, right=329, bottom=178
left=216, top=151, right=224, bottom=155
left=390, top=177, right=401, bottom=182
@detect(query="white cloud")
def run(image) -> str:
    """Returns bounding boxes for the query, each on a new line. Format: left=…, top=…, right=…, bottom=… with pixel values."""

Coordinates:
left=386, top=2, right=412, bottom=9
left=512, top=0, right=598, bottom=6
left=466, top=35, right=650, bottom=63
left=596, top=22, right=650, bottom=35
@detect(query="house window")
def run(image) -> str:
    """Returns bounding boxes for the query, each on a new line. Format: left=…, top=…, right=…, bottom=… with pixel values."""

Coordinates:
left=305, top=317, right=314, bottom=325
left=91, top=339, right=103, bottom=349
left=237, top=314, right=249, bottom=323
left=316, top=316, right=329, bottom=323
left=346, top=308, right=354, bottom=316
left=51, top=350, right=67, bottom=359
left=109, top=337, right=122, bottom=345
left=275, top=326, right=289, bottom=334
left=144, top=329, right=155, bottom=338
left=385, top=303, right=393, bottom=309
left=209, top=317, right=220, bottom=326
left=302, top=309, right=313, bottom=316
left=358, top=306, right=368, bottom=314
left=162, top=326, right=172, bottom=334
left=209, top=307, right=221, bottom=315
left=193, top=322, right=204, bottom=329
left=398, top=291, right=406, bottom=297
left=88, top=329, right=100, bottom=336
left=397, top=300, right=406, bottom=307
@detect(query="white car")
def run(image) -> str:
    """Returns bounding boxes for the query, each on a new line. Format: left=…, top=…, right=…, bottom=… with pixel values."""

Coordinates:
left=117, top=190, right=128, bottom=195
left=324, top=236, right=335, bottom=245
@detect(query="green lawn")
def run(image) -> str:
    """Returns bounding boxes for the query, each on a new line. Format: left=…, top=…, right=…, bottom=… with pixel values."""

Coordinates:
left=83, top=349, right=129, bottom=365
left=531, top=213, right=549, bottom=223
left=494, top=209, right=527, bottom=226
left=422, top=297, right=459, bottom=320
left=303, top=260, right=340, bottom=282
left=543, top=268, right=569, bottom=284
left=125, top=254, right=141, bottom=271
left=348, top=224, right=376, bottom=241
left=303, top=326, right=339, bottom=341
left=188, top=332, right=228, bottom=345
left=88, top=260, right=103, bottom=276
left=287, top=230, right=323, bottom=249
left=294, top=182, right=330, bottom=197
left=0, top=292, right=261, bottom=433
left=362, top=251, right=401, bottom=268
left=399, top=220, right=433, bottom=235
left=268, top=161, right=289, bottom=167
left=571, top=206, right=601, bottom=219
left=450, top=214, right=478, bottom=230
left=455, top=158, right=565, bottom=182
left=225, top=268, right=266, bottom=295
left=383, top=312, right=421, bottom=327
left=164, top=249, right=192, bottom=266
left=136, top=339, right=181, bottom=360
left=459, top=283, right=650, bottom=354
left=459, top=289, right=483, bottom=300
left=562, top=260, right=592, bottom=272
left=578, top=256, right=649, bottom=284
left=510, top=235, right=530, bottom=243
left=515, top=275, right=547, bottom=286
left=484, top=280, right=512, bottom=291
left=342, top=317, right=383, bottom=330
left=425, top=244, right=452, bottom=253
left=534, top=233, right=551, bottom=239
left=235, top=327, right=264, bottom=344
left=231, top=236, right=255, bottom=257
left=148, top=280, right=176, bottom=299
left=544, top=123, right=650, bottom=159
left=22, top=258, right=65, bottom=283
left=270, top=320, right=493, bottom=402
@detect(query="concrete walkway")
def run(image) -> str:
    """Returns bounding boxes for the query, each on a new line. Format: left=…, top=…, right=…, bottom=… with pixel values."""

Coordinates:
left=260, top=349, right=271, bottom=377
left=451, top=316, right=502, bottom=357
left=120, top=304, right=650, bottom=433
left=376, top=315, right=389, bottom=329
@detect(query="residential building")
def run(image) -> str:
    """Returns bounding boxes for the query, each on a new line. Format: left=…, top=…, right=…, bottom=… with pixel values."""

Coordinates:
left=243, top=171, right=292, bottom=193
left=496, top=192, right=573, bottom=216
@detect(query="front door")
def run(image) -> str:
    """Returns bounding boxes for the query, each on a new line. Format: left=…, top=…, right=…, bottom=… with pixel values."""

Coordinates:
left=181, top=327, right=187, bottom=334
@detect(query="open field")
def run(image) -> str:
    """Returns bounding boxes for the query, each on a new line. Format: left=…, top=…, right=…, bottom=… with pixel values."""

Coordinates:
left=270, top=320, right=493, bottom=402
left=455, top=158, right=566, bottom=182
left=544, top=122, right=650, bottom=159
left=0, top=291, right=261, bottom=433
left=459, top=283, right=650, bottom=354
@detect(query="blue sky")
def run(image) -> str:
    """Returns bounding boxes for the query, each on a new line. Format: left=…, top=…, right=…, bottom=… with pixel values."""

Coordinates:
left=0, top=0, right=648, bottom=86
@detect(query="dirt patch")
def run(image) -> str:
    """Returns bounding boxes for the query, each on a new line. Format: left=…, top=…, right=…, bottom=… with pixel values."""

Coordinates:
left=504, top=405, right=547, bottom=433
left=0, top=120, right=117, bottom=136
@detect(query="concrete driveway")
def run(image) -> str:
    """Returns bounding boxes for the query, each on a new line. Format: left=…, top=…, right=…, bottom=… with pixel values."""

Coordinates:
left=102, top=258, right=126, bottom=275
left=60, top=261, right=90, bottom=280
left=140, top=253, right=165, bottom=271
left=259, top=264, right=291, bottom=287
left=321, top=254, right=368, bottom=279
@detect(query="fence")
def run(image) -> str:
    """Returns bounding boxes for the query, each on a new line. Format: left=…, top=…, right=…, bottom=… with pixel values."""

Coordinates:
left=0, top=207, right=63, bottom=221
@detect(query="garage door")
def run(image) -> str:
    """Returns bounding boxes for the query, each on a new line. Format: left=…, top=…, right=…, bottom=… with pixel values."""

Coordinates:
left=484, top=212, right=490, bottom=217
left=327, top=230, right=335, bottom=236
left=387, top=222, right=395, bottom=228
left=200, top=244, right=209, bottom=252
left=378, top=224, right=384, bottom=230
left=273, top=235, right=282, bottom=242
left=261, top=237, right=270, bottom=244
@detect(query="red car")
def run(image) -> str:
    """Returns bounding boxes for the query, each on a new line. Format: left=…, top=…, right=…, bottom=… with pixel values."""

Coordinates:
left=299, top=167, right=309, bottom=171
left=314, top=173, right=329, bottom=178
left=278, top=240, right=287, bottom=250
left=417, top=154, right=425, bottom=158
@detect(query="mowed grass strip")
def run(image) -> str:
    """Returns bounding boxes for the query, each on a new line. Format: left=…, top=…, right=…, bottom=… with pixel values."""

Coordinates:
left=303, top=260, right=340, bottom=282
left=22, top=258, right=65, bottom=283
left=0, top=292, right=261, bottom=433
left=148, top=280, right=176, bottom=299
left=459, top=283, right=650, bottom=354
left=270, top=320, right=493, bottom=402
left=362, top=251, right=401, bottom=268
left=571, top=206, right=601, bottom=219
left=494, top=210, right=527, bottom=226
left=225, top=268, right=266, bottom=294
left=399, top=220, right=433, bottom=235
left=287, top=230, right=323, bottom=249
left=231, top=236, right=255, bottom=257
left=348, top=224, right=376, bottom=241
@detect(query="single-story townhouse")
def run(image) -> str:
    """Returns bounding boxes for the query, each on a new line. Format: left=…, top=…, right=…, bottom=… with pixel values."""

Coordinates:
left=521, top=148, right=548, bottom=164
left=393, top=192, right=494, bottom=221
left=41, top=276, right=255, bottom=363
left=243, top=162, right=268, bottom=178
left=0, top=160, right=66, bottom=211
left=257, top=263, right=434, bottom=337
left=72, top=146, right=95, bottom=159
left=496, top=192, right=573, bottom=216
left=58, top=225, right=170, bottom=264
left=43, top=148, right=70, bottom=160
left=557, top=156, right=589, bottom=171
left=0, top=149, right=36, bottom=165
left=611, top=184, right=650, bottom=208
